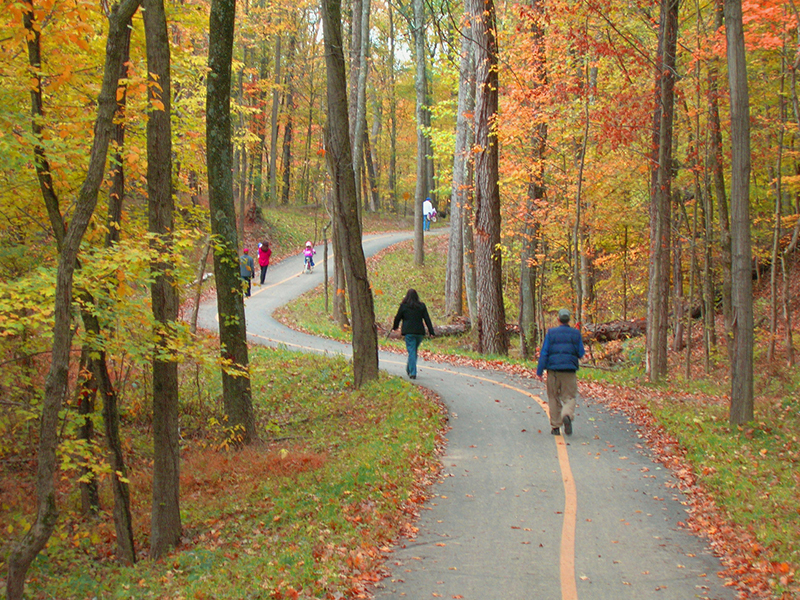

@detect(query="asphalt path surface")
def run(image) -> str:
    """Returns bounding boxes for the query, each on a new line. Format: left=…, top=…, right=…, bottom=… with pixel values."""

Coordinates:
left=196, top=231, right=736, bottom=600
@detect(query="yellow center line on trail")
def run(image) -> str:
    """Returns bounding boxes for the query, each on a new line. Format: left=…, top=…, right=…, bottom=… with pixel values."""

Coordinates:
left=418, top=363, right=578, bottom=600
left=243, top=339, right=579, bottom=599
left=251, top=272, right=306, bottom=294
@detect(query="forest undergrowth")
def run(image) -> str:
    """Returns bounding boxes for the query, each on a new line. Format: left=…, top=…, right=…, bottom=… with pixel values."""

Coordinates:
left=1, top=343, right=447, bottom=599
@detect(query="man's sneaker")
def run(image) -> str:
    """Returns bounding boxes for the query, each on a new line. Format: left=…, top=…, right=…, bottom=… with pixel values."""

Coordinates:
left=551, top=427, right=560, bottom=435
left=563, top=415, right=572, bottom=435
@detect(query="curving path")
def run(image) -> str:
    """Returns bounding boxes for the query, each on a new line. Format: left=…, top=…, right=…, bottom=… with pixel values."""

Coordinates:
left=196, top=232, right=735, bottom=600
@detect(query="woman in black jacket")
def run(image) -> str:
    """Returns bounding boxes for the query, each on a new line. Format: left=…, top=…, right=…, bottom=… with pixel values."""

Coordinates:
left=392, top=288, right=435, bottom=379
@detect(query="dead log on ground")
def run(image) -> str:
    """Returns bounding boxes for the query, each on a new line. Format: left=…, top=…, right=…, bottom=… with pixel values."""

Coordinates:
left=582, top=319, right=646, bottom=342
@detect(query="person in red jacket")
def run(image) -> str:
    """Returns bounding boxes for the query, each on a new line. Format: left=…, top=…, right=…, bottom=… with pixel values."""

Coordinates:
left=257, top=240, right=271, bottom=285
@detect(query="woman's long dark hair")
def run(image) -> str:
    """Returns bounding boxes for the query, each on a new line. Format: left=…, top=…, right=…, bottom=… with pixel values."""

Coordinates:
left=401, top=288, right=422, bottom=308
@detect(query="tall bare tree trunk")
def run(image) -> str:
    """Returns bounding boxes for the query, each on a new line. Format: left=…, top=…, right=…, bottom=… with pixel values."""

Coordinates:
left=725, top=0, right=754, bottom=426
left=270, top=34, right=282, bottom=204
left=388, top=2, right=398, bottom=212
left=413, top=0, right=428, bottom=265
left=321, top=0, right=379, bottom=388
left=280, top=35, right=297, bottom=206
left=574, top=80, right=590, bottom=325
left=646, top=0, right=678, bottom=382
left=143, top=0, right=182, bottom=558
left=351, top=0, right=370, bottom=213
left=519, top=0, right=547, bottom=359
left=469, top=0, right=507, bottom=356
left=207, top=0, right=256, bottom=442
left=463, top=159, right=478, bottom=325
left=445, top=24, right=474, bottom=318
left=709, top=0, right=733, bottom=357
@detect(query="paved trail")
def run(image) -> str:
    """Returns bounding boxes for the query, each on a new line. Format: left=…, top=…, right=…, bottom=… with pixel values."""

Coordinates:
left=197, top=232, right=735, bottom=600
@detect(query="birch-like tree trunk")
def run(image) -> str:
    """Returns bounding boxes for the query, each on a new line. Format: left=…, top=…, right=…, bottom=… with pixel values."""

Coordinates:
left=413, top=0, right=427, bottom=265
left=351, top=0, right=371, bottom=212
left=270, top=34, right=282, bottom=204
left=388, top=2, right=398, bottom=212
left=445, top=24, right=474, bottom=318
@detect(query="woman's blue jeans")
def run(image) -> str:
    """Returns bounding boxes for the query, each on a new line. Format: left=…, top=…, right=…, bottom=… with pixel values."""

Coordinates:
left=404, top=334, right=423, bottom=377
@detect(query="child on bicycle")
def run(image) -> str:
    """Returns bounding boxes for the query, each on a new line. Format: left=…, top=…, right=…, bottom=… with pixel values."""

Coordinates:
left=303, top=241, right=316, bottom=270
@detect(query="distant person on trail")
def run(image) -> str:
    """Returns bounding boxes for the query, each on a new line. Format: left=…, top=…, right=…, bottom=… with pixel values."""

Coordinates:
left=392, top=288, right=435, bottom=380
left=239, top=248, right=255, bottom=297
left=536, top=308, right=585, bottom=436
left=423, top=197, right=434, bottom=231
left=303, top=241, right=316, bottom=271
left=257, top=240, right=271, bottom=285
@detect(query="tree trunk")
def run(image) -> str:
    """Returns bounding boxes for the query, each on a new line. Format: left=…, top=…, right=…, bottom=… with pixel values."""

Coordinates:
left=725, top=0, right=754, bottom=426
left=463, top=159, right=478, bottom=326
left=445, top=26, right=474, bottom=318
left=332, top=219, right=349, bottom=326
left=5, top=2, right=141, bottom=597
left=768, top=65, right=787, bottom=362
left=672, top=204, right=685, bottom=351
left=364, top=117, right=380, bottom=212
left=106, top=18, right=133, bottom=247
left=321, top=0, right=379, bottom=387
left=270, top=34, right=282, bottom=204
left=519, top=0, right=547, bottom=359
left=413, top=0, right=427, bottom=265
left=76, top=349, right=100, bottom=516
left=23, top=0, right=65, bottom=249
left=143, top=0, right=182, bottom=558
left=351, top=0, right=370, bottom=212
left=469, top=0, right=507, bottom=356
left=92, top=348, right=136, bottom=563
left=709, top=0, right=733, bottom=358
left=646, top=0, right=678, bottom=382
left=280, top=36, right=296, bottom=206
left=388, top=2, right=398, bottom=212
left=207, top=0, right=256, bottom=441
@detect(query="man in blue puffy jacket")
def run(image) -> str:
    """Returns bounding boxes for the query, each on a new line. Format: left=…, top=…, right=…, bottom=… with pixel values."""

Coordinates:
left=536, top=309, right=585, bottom=436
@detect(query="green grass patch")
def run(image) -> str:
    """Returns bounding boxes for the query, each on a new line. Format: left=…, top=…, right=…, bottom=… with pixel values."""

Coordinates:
left=647, top=395, right=800, bottom=571
left=277, top=234, right=522, bottom=359
left=3, top=347, right=445, bottom=599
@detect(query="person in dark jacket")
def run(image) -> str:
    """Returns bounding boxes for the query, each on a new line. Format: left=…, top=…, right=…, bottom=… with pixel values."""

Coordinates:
left=392, top=288, right=435, bottom=379
left=536, top=308, right=585, bottom=435
left=239, top=248, right=255, bottom=297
